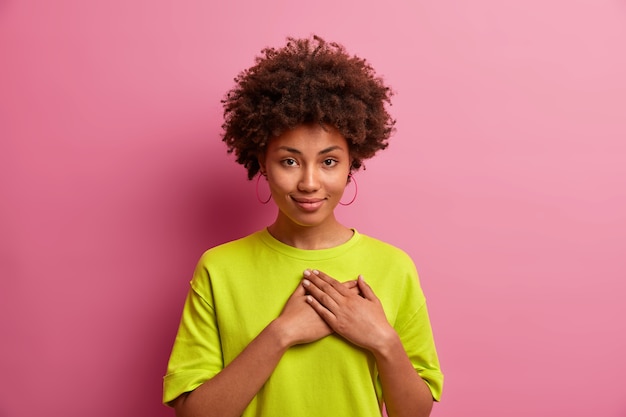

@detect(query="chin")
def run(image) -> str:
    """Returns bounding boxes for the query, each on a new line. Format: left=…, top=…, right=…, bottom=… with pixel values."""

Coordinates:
left=285, top=212, right=333, bottom=228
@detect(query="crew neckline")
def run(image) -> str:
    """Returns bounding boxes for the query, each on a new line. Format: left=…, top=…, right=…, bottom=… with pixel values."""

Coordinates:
left=257, top=228, right=361, bottom=261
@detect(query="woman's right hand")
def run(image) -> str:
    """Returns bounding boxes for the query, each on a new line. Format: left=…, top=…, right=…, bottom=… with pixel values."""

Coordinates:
left=275, top=278, right=359, bottom=347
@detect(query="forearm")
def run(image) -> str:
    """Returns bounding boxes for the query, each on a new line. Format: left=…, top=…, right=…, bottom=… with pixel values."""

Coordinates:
left=374, top=332, right=434, bottom=417
left=172, top=320, right=289, bottom=417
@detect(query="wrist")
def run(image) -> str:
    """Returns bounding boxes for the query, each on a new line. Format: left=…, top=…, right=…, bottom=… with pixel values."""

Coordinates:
left=267, top=318, right=294, bottom=351
left=370, top=327, right=402, bottom=360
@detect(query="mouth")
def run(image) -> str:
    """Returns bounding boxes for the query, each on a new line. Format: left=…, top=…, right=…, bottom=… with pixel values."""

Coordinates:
left=291, top=197, right=325, bottom=211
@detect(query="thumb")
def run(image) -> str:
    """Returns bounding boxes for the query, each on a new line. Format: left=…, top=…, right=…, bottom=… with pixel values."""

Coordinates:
left=357, top=275, right=376, bottom=300
left=292, top=280, right=307, bottom=296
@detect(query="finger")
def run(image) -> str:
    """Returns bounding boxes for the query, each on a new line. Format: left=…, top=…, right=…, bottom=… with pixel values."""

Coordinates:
left=346, top=283, right=361, bottom=296
left=292, top=281, right=307, bottom=296
left=357, top=275, right=377, bottom=301
left=342, top=280, right=358, bottom=289
left=308, top=269, right=350, bottom=297
left=341, top=280, right=362, bottom=296
left=302, top=277, right=340, bottom=311
left=305, top=294, right=337, bottom=326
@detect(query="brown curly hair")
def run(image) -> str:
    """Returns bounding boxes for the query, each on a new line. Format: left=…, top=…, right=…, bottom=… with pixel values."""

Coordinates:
left=221, top=35, right=395, bottom=180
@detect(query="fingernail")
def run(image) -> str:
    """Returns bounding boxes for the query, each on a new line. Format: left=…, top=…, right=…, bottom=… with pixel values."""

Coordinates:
left=302, top=279, right=311, bottom=287
left=303, top=269, right=311, bottom=277
left=312, top=269, right=320, bottom=275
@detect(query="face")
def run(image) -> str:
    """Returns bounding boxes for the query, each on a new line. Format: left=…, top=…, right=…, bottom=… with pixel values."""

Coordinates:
left=260, top=124, right=352, bottom=230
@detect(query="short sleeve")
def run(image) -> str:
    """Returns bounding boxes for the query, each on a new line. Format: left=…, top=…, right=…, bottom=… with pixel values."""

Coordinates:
left=394, top=265, right=444, bottom=401
left=162, top=257, right=224, bottom=405
left=397, top=301, right=444, bottom=401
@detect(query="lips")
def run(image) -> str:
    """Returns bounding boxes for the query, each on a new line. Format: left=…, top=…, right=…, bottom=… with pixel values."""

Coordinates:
left=291, top=197, right=325, bottom=212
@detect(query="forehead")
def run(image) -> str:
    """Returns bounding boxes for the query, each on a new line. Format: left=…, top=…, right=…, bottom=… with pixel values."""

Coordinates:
left=267, top=124, right=349, bottom=153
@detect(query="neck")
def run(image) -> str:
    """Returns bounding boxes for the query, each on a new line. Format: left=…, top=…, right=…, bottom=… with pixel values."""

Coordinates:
left=267, top=215, right=353, bottom=250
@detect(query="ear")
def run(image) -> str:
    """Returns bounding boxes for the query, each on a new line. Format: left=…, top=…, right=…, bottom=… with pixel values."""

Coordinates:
left=257, top=153, right=267, bottom=175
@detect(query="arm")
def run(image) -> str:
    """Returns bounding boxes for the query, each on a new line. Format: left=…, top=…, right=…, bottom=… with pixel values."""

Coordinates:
left=303, top=270, right=434, bottom=417
left=372, top=330, right=433, bottom=417
left=171, top=318, right=288, bottom=417
left=172, top=280, right=360, bottom=417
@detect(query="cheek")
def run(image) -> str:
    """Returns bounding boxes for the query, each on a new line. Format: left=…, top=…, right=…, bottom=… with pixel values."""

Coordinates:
left=267, top=173, right=293, bottom=193
left=328, top=175, right=350, bottom=193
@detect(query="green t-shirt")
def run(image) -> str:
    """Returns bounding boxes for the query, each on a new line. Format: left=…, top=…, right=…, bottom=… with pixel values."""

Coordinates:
left=164, top=229, right=443, bottom=416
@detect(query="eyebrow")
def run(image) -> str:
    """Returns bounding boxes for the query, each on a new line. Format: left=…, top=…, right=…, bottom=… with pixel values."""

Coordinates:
left=277, top=145, right=344, bottom=155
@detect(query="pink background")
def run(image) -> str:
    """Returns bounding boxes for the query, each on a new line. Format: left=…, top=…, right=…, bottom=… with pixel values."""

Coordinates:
left=1, top=1, right=625, bottom=416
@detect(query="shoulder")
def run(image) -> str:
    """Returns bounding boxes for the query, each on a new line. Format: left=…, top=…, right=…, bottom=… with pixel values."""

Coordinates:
left=190, top=231, right=266, bottom=291
left=199, top=230, right=265, bottom=263
left=356, top=233, right=414, bottom=264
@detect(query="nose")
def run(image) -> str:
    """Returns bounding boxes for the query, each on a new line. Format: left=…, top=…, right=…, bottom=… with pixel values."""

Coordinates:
left=297, top=166, right=321, bottom=193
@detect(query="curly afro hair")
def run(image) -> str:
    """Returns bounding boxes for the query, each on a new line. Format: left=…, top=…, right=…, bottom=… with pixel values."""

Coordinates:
left=221, top=35, right=396, bottom=180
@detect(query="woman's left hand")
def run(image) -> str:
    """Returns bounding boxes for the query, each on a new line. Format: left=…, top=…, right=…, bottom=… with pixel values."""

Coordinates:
left=302, top=269, right=396, bottom=353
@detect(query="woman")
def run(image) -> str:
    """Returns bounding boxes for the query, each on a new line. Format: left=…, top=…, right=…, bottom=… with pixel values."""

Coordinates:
left=163, top=35, right=443, bottom=417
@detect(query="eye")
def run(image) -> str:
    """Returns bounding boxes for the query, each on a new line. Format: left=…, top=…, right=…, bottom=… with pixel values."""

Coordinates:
left=323, top=158, right=338, bottom=167
left=281, top=158, right=298, bottom=167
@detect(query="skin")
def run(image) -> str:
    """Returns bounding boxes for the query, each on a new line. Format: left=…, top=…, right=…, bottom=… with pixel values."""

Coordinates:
left=262, top=123, right=355, bottom=250
left=171, top=124, right=434, bottom=417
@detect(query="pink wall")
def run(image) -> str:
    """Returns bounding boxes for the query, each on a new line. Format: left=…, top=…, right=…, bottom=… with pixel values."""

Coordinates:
left=1, top=1, right=625, bottom=416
